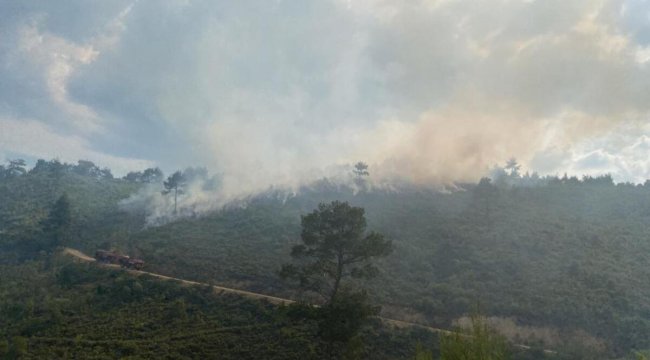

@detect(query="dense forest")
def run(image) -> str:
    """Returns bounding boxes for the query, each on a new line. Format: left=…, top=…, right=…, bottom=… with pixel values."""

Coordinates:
left=1, top=158, right=650, bottom=359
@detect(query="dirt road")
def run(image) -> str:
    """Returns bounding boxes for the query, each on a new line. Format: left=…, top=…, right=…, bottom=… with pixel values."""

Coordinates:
left=63, top=247, right=293, bottom=305
left=62, top=247, right=554, bottom=354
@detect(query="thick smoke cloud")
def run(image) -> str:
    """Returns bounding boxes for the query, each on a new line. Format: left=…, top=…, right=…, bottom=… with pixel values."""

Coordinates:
left=2, top=0, right=650, bottom=199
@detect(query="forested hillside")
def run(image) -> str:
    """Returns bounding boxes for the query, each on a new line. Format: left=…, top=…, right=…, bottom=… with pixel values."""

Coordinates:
left=0, top=159, right=143, bottom=262
left=0, top=256, right=445, bottom=359
left=124, top=178, right=650, bottom=357
left=1, top=159, right=650, bottom=358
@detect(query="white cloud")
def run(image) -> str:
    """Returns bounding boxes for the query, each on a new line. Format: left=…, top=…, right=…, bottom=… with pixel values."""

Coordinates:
left=15, top=23, right=101, bottom=133
left=0, top=117, right=154, bottom=175
left=4, top=3, right=133, bottom=136
left=635, top=45, right=650, bottom=63
left=538, top=121, right=650, bottom=183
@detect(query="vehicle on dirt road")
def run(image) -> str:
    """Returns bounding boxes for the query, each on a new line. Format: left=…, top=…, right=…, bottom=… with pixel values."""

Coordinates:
left=95, top=250, right=144, bottom=270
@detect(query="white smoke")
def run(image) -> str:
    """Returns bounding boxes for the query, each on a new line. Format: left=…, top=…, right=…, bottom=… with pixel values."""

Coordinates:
left=4, top=0, right=650, bottom=212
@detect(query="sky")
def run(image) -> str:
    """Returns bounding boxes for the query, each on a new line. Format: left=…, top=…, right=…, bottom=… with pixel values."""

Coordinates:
left=2, top=0, right=650, bottom=194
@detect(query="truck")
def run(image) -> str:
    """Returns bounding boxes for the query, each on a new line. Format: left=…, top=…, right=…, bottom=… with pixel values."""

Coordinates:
left=95, top=250, right=144, bottom=270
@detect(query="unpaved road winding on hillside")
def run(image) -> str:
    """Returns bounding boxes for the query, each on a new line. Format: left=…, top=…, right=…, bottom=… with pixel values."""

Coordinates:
left=62, top=247, right=554, bottom=354
left=63, top=247, right=294, bottom=305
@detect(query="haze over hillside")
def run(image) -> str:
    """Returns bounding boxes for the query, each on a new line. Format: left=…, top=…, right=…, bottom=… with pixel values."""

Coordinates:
left=3, top=0, right=650, bottom=195
left=2, top=1, right=650, bottom=359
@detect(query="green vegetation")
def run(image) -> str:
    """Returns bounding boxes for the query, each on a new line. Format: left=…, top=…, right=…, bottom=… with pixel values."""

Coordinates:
left=0, top=257, right=438, bottom=359
left=42, top=194, right=73, bottom=248
left=0, top=159, right=143, bottom=262
left=413, top=313, right=510, bottom=360
left=2, top=158, right=650, bottom=358
left=124, top=178, right=650, bottom=357
left=439, top=314, right=509, bottom=360
left=280, top=200, right=392, bottom=304
left=280, top=200, right=393, bottom=358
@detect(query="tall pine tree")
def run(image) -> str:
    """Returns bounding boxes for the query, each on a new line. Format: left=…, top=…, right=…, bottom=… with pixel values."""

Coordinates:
left=44, top=194, right=72, bottom=248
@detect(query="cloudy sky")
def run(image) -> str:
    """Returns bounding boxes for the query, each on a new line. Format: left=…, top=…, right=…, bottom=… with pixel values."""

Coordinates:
left=2, top=0, right=650, bottom=192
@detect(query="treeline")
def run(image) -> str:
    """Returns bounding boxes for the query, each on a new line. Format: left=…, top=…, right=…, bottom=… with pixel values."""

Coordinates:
left=486, top=158, right=628, bottom=188
left=0, top=158, right=220, bottom=185
left=3, top=157, right=647, bottom=188
left=0, top=159, right=115, bottom=180
left=0, top=158, right=157, bottom=182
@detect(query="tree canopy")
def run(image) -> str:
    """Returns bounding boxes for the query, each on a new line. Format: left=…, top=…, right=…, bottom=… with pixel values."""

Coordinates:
left=353, top=162, right=369, bottom=178
left=43, top=194, right=73, bottom=248
left=281, top=200, right=392, bottom=304
left=124, top=167, right=164, bottom=183
left=162, top=171, right=187, bottom=214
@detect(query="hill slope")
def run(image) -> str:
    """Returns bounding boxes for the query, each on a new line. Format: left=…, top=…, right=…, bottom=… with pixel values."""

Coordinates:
left=2, top=166, right=650, bottom=357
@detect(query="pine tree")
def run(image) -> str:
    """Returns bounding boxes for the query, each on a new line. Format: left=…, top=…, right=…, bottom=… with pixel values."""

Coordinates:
left=162, top=171, right=186, bottom=215
left=44, top=194, right=72, bottom=248
left=280, top=200, right=392, bottom=304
